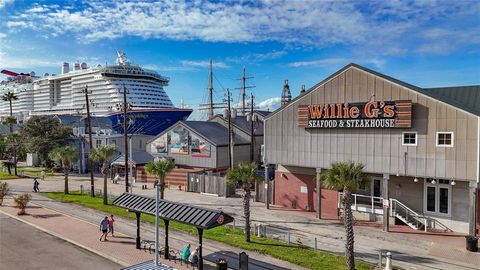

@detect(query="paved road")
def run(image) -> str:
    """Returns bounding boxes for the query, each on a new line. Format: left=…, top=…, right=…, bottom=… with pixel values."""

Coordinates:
left=0, top=212, right=121, bottom=270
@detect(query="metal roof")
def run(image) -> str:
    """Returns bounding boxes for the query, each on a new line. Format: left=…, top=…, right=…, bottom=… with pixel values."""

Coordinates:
left=112, top=151, right=154, bottom=166
left=181, top=121, right=250, bottom=146
left=210, top=115, right=264, bottom=136
left=112, top=193, right=234, bottom=229
left=423, top=85, right=480, bottom=117
left=121, top=260, right=174, bottom=270
left=266, top=63, right=480, bottom=119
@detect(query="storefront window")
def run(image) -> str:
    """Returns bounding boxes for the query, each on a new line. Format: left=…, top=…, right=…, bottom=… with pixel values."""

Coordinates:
left=427, top=186, right=436, bottom=212
left=439, top=187, right=449, bottom=214
left=425, top=179, right=451, bottom=216
left=436, top=132, right=453, bottom=147
left=402, top=132, right=417, bottom=146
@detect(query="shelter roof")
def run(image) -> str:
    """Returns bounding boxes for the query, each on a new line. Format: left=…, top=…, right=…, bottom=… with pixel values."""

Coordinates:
left=112, top=192, right=234, bottom=229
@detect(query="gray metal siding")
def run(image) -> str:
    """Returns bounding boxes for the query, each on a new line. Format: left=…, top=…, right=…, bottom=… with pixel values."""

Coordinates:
left=265, top=66, right=479, bottom=181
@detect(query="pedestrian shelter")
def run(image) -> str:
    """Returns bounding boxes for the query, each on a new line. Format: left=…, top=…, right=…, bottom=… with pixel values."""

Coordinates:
left=112, top=192, right=234, bottom=270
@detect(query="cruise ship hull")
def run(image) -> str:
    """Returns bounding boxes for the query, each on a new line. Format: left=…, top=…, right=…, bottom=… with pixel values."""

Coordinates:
left=104, top=108, right=192, bottom=136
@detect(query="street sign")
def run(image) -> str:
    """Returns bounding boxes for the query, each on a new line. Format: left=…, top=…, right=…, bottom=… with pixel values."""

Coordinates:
left=383, top=199, right=390, bottom=208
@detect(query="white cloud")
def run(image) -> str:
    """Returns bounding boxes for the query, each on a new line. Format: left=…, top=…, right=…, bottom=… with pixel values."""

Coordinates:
left=289, top=57, right=386, bottom=68
left=0, top=0, right=14, bottom=9
left=3, top=1, right=480, bottom=55
left=0, top=52, right=60, bottom=69
left=180, top=60, right=229, bottom=69
left=256, top=97, right=281, bottom=111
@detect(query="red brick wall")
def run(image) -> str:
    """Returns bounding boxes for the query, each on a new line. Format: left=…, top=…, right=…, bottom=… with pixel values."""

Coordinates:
left=274, top=171, right=338, bottom=219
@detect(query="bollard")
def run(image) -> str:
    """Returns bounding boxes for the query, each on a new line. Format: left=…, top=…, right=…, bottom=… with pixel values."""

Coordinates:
left=314, top=237, right=317, bottom=250
left=287, top=231, right=291, bottom=245
left=384, top=252, right=392, bottom=270
left=378, top=251, right=383, bottom=268
left=80, top=185, right=84, bottom=195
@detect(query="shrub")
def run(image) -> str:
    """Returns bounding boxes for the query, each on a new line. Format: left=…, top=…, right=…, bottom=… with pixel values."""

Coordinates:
left=0, top=181, right=9, bottom=206
left=14, top=193, right=31, bottom=215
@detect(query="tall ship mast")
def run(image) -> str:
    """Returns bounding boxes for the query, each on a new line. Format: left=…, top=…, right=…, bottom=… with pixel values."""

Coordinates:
left=0, top=51, right=192, bottom=135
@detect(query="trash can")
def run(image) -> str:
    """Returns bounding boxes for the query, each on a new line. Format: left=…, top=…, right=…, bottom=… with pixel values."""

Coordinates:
left=216, top=258, right=228, bottom=270
left=465, top=235, right=478, bottom=252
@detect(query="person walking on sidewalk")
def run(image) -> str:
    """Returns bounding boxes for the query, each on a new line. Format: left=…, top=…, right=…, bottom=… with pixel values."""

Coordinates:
left=33, top=178, right=39, bottom=193
left=40, top=170, right=46, bottom=181
left=108, top=214, right=115, bottom=237
left=99, top=216, right=109, bottom=241
left=181, top=244, right=191, bottom=261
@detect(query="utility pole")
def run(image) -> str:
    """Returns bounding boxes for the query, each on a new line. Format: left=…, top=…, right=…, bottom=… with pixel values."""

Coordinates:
left=236, top=66, right=255, bottom=115
left=199, top=60, right=227, bottom=119
left=120, top=85, right=130, bottom=192
left=208, top=60, right=214, bottom=119
left=250, top=94, right=255, bottom=163
left=83, top=86, right=95, bottom=197
left=226, top=89, right=233, bottom=169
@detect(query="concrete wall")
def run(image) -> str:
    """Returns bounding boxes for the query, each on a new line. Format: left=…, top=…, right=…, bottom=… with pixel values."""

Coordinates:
left=265, top=66, right=479, bottom=181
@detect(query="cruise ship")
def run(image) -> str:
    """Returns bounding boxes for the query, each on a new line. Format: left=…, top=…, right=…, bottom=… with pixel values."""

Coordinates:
left=0, top=70, right=37, bottom=119
left=0, top=52, right=192, bottom=135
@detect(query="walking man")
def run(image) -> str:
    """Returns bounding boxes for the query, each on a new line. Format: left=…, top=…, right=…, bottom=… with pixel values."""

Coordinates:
left=33, top=178, right=39, bottom=193
left=108, top=214, right=115, bottom=237
left=40, top=170, right=46, bottom=181
left=99, top=216, right=109, bottom=241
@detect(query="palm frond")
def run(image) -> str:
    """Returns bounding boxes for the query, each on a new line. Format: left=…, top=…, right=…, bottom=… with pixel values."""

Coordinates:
left=90, top=144, right=118, bottom=163
left=322, top=161, right=370, bottom=192
left=49, top=146, right=78, bottom=163
left=226, top=162, right=261, bottom=185
left=145, top=159, right=175, bottom=181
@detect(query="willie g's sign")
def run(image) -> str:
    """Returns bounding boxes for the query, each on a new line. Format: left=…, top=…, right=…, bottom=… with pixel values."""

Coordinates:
left=298, top=100, right=412, bottom=129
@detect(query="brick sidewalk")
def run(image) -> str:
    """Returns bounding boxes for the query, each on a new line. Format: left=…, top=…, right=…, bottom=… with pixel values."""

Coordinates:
left=0, top=198, right=211, bottom=270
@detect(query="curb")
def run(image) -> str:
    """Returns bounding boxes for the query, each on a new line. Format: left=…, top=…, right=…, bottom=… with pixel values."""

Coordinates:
left=0, top=208, right=130, bottom=267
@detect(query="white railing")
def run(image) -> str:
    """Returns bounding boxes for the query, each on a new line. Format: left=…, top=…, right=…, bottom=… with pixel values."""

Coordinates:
left=390, top=199, right=427, bottom=231
left=338, top=193, right=384, bottom=214
left=390, top=199, right=453, bottom=232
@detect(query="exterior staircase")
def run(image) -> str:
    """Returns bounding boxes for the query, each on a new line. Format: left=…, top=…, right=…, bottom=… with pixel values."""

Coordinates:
left=390, top=199, right=453, bottom=232
left=390, top=199, right=426, bottom=231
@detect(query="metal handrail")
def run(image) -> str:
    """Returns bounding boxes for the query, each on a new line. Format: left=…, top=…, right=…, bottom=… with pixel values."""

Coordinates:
left=390, top=199, right=428, bottom=231
left=338, top=192, right=384, bottom=214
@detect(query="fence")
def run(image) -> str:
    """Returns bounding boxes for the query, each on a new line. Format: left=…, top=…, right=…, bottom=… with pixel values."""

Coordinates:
left=187, top=172, right=235, bottom=197
left=79, top=185, right=118, bottom=200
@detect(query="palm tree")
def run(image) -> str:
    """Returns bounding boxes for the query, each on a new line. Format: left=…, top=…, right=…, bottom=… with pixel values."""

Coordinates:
left=322, top=162, right=370, bottom=270
left=226, top=162, right=262, bottom=242
left=90, top=144, right=118, bottom=205
left=49, top=146, right=78, bottom=194
left=145, top=159, right=175, bottom=199
left=2, top=92, right=18, bottom=173
left=2, top=91, right=18, bottom=117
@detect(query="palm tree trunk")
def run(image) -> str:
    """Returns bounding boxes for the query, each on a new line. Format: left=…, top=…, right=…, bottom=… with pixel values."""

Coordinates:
left=159, top=177, right=165, bottom=199
left=244, top=188, right=251, bottom=242
left=64, top=166, right=69, bottom=194
left=343, top=189, right=355, bottom=270
left=9, top=100, right=12, bottom=116
left=103, top=165, right=108, bottom=205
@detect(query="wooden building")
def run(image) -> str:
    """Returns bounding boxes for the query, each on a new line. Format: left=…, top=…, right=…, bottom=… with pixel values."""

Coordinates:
left=264, top=63, right=480, bottom=234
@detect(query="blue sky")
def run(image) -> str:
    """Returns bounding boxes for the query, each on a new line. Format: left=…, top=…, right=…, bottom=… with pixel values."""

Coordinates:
left=1, top=0, right=479, bottom=119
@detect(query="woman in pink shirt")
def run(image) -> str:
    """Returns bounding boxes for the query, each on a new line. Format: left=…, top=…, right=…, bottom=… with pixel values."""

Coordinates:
left=108, top=215, right=115, bottom=237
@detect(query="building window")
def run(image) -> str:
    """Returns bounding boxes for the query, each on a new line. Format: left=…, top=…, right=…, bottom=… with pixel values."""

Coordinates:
left=96, top=139, right=102, bottom=148
left=424, top=179, right=451, bottom=216
left=402, top=132, right=417, bottom=146
left=436, top=132, right=453, bottom=147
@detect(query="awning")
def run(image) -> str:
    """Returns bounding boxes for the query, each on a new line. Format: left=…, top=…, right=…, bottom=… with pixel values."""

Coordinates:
left=112, top=193, right=234, bottom=229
